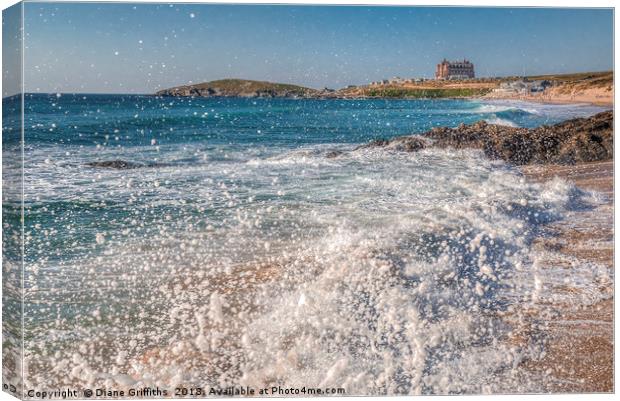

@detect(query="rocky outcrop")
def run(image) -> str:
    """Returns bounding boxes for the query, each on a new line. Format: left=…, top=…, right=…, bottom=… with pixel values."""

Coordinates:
left=85, top=160, right=170, bottom=169
left=356, top=136, right=428, bottom=153
left=363, top=110, right=613, bottom=165
left=86, top=160, right=142, bottom=169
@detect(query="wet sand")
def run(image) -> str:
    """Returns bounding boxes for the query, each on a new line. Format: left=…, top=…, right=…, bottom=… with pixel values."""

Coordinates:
left=520, top=160, right=613, bottom=392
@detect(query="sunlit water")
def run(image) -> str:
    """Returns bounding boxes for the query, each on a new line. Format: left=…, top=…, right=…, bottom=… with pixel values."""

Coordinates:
left=2, top=94, right=611, bottom=394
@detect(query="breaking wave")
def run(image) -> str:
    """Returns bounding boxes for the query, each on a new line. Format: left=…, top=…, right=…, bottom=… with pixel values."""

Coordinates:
left=10, top=95, right=610, bottom=395
left=21, top=145, right=609, bottom=394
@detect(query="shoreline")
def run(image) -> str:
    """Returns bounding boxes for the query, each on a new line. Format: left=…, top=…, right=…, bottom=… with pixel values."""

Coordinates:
left=519, top=161, right=613, bottom=392
left=478, top=93, right=613, bottom=108
left=480, top=83, right=613, bottom=108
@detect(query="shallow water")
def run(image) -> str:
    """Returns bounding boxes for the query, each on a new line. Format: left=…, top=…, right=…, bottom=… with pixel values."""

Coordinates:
left=2, top=94, right=611, bottom=394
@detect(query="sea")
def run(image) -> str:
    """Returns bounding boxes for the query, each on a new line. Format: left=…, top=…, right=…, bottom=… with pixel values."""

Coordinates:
left=1, top=94, right=611, bottom=394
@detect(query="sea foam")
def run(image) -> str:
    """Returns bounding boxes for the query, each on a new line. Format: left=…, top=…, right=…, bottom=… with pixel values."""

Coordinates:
left=21, top=146, right=610, bottom=394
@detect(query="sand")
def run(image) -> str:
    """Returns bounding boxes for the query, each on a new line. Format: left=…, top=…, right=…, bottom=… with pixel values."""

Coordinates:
left=520, top=160, right=613, bottom=392
left=483, top=86, right=613, bottom=107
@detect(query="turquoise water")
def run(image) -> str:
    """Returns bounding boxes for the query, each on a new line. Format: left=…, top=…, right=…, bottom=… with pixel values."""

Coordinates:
left=10, top=95, right=605, bottom=262
left=2, top=94, right=609, bottom=394
left=13, top=94, right=605, bottom=148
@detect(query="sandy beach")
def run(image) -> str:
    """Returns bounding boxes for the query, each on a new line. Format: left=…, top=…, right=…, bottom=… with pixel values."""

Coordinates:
left=483, top=86, right=613, bottom=107
left=520, top=161, right=613, bottom=392
left=482, top=71, right=614, bottom=107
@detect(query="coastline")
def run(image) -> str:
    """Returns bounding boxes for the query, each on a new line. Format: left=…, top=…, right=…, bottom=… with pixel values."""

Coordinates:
left=155, top=72, right=613, bottom=107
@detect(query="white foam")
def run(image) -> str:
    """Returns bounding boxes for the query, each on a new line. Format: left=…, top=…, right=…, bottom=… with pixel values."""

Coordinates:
left=484, top=117, right=519, bottom=127
left=22, top=145, right=610, bottom=394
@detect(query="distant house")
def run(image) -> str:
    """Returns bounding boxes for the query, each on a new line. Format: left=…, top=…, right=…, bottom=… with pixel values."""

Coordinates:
left=494, top=79, right=553, bottom=94
left=389, top=77, right=406, bottom=84
left=530, top=80, right=552, bottom=92
left=435, top=59, right=475, bottom=80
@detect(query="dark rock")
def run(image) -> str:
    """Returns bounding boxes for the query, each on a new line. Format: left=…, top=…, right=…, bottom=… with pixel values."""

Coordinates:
left=85, top=160, right=174, bottom=169
left=325, top=150, right=344, bottom=158
left=86, top=160, right=143, bottom=169
left=361, top=110, right=613, bottom=165
left=389, top=136, right=428, bottom=152
left=355, top=137, right=427, bottom=152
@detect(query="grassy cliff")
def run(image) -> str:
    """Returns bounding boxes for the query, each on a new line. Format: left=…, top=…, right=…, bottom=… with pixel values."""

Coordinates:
left=156, top=79, right=318, bottom=97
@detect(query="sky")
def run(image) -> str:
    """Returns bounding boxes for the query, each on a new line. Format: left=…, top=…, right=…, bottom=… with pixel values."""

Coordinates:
left=7, top=2, right=615, bottom=94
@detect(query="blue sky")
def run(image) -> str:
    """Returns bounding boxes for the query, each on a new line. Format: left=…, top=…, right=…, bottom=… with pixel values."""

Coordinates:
left=17, top=3, right=615, bottom=93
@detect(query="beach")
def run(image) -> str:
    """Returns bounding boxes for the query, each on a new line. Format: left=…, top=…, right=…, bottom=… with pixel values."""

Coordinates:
left=482, top=86, right=613, bottom=107
left=4, top=94, right=613, bottom=395
left=482, top=72, right=614, bottom=107
left=519, top=161, right=613, bottom=392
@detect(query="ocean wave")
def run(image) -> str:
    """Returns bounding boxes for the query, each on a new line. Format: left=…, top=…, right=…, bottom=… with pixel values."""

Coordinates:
left=16, top=95, right=611, bottom=393
left=472, top=103, right=524, bottom=114
left=484, top=116, right=519, bottom=127
left=21, top=146, right=610, bottom=394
